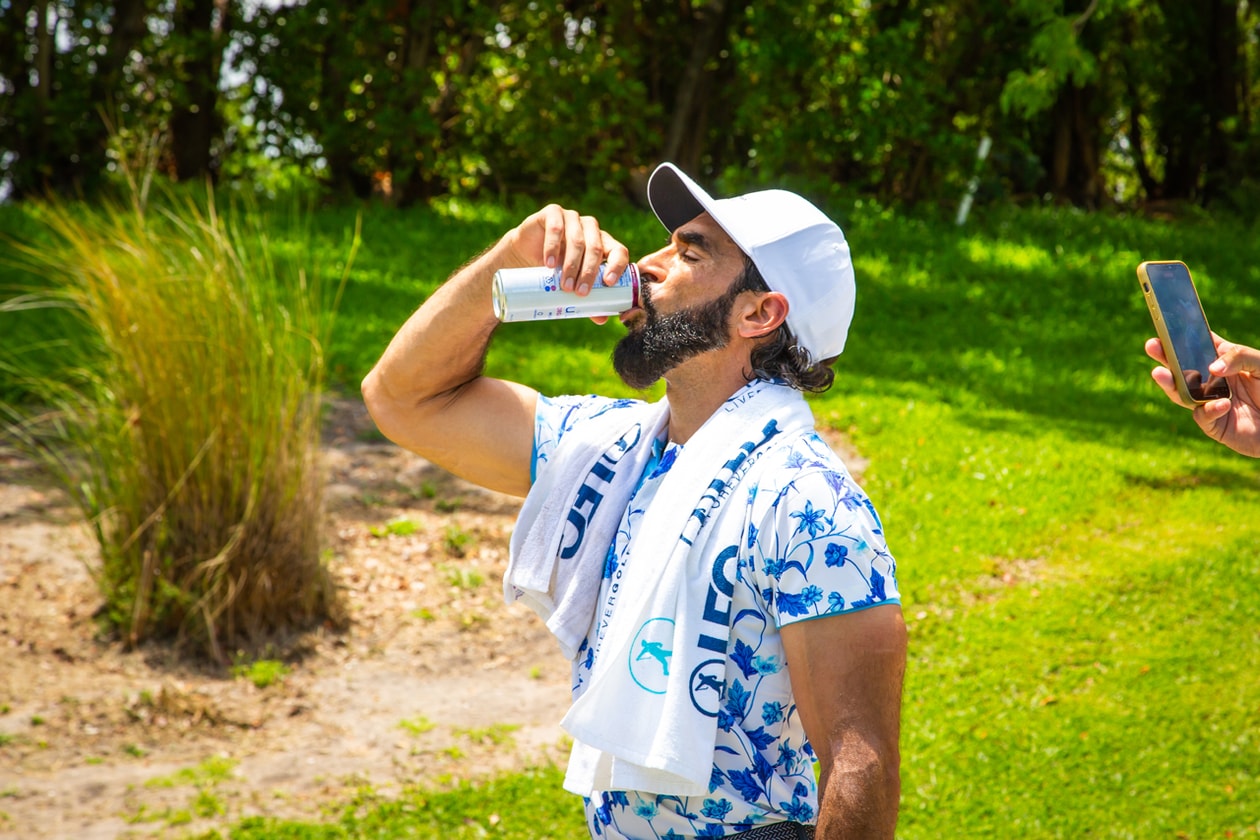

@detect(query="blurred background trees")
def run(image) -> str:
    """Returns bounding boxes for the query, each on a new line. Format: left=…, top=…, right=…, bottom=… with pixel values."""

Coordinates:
left=2, top=0, right=1258, bottom=212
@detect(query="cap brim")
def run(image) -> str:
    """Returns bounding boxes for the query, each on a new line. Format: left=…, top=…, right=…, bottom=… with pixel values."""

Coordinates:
left=647, top=163, right=715, bottom=233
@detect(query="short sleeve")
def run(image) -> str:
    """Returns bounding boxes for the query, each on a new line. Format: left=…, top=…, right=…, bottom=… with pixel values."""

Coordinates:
left=746, top=467, right=899, bottom=628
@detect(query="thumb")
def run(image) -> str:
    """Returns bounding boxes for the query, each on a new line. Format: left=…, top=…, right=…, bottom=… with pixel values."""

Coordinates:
left=1198, top=397, right=1232, bottom=420
left=1210, top=342, right=1260, bottom=377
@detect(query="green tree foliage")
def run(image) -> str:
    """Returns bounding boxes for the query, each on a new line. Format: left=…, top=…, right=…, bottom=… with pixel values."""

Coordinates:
left=236, top=0, right=497, bottom=203
left=234, top=0, right=673, bottom=204
left=0, top=0, right=153, bottom=199
left=0, top=0, right=234, bottom=199
left=458, top=1, right=663, bottom=201
left=2, top=0, right=1259, bottom=210
left=722, top=0, right=1020, bottom=203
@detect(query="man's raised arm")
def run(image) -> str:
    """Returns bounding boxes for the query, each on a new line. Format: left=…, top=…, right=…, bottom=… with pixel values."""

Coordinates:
left=360, top=205, right=631, bottom=496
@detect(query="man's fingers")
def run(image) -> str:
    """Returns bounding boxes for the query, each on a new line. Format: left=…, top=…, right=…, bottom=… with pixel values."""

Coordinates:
left=558, top=208, right=586, bottom=291
left=1144, top=337, right=1168, bottom=366
left=1211, top=340, right=1260, bottom=377
left=1197, top=398, right=1233, bottom=420
left=601, top=231, right=631, bottom=286
left=574, top=215, right=605, bottom=294
left=1151, top=366, right=1192, bottom=408
left=520, top=204, right=622, bottom=297
left=1193, top=399, right=1234, bottom=444
left=538, top=204, right=566, bottom=270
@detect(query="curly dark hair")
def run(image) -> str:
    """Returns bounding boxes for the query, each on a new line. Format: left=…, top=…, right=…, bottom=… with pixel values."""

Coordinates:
left=732, top=256, right=838, bottom=393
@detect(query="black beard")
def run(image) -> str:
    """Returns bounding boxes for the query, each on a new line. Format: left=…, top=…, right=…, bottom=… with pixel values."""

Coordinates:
left=612, top=280, right=743, bottom=390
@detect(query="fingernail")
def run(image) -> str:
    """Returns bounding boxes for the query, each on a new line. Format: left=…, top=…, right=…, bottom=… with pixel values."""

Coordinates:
left=578, top=283, right=591, bottom=295
left=547, top=256, right=557, bottom=269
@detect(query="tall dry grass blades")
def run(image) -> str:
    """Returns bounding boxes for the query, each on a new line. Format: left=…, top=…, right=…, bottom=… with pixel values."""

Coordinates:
left=2, top=189, right=354, bottom=661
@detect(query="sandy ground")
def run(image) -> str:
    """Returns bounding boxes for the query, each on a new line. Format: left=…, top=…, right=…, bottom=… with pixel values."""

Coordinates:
left=0, top=398, right=571, bottom=840
left=0, top=397, right=866, bottom=840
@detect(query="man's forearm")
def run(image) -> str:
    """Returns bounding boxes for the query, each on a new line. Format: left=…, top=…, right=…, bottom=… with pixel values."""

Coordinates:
left=814, top=747, right=900, bottom=839
left=362, top=240, right=513, bottom=411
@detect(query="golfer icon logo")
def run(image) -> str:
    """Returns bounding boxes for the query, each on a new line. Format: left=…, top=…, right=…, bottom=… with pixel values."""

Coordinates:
left=628, top=618, right=674, bottom=694
left=688, top=659, right=726, bottom=717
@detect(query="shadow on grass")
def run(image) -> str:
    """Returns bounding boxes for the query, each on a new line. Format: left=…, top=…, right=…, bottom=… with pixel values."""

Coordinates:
left=1121, top=466, right=1260, bottom=493
left=837, top=209, right=1260, bottom=453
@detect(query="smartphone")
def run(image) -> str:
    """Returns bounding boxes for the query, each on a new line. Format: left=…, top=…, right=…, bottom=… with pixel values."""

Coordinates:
left=1137, top=260, right=1230, bottom=404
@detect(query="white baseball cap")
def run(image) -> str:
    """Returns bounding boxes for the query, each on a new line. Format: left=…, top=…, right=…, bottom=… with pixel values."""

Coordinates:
left=646, top=162, right=855, bottom=362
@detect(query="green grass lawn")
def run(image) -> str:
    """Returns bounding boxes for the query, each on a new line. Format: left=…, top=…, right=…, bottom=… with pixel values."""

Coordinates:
left=4, top=196, right=1258, bottom=837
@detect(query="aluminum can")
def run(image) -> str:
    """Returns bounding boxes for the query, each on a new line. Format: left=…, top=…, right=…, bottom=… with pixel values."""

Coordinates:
left=492, top=264, right=640, bottom=322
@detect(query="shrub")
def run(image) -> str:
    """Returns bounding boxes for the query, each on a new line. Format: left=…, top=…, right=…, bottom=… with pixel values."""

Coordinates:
left=1, top=186, right=356, bottom=661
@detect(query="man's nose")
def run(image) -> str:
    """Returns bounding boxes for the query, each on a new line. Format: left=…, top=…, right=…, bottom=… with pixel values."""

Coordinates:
left=636, top=245, right=671, bottom=281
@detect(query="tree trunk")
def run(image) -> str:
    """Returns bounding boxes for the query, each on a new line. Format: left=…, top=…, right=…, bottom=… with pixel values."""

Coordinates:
left=1119, top=10, right=1158, bottom=199
left=662, top=0, right=730, bottom=173
left=169, top=0, right=228, bottom=182
left=99, top=0, right=150, bottom=88
left=1046, top=84, right=1104, bottom=207
left=1202, top=0, right=1240, bottom=203
left=1, top=1, right=33, bottom=198
left=1152, top=0, right=1236, bottom=202
left=31, top=0, right=52, bottom=188
left=391, top=0, right=437, bottom=206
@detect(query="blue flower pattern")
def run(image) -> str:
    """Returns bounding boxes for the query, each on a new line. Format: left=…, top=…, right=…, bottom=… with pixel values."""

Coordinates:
left=536, top=393, right=899, bottom=839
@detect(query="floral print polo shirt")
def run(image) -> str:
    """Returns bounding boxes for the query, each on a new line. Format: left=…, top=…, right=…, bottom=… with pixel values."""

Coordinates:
left=533, top=388, right=899, bottom=840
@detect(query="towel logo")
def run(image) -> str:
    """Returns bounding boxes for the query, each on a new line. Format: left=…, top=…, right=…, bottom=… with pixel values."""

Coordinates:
left=628, top=617, right=674, bottom=694
left=560, top=423, right=644, bottom=560
left=697, top=545, right=739, bottom=655
left=689, top=658, right=726, bottom=717
left=680, top=419, right=781, bottom=548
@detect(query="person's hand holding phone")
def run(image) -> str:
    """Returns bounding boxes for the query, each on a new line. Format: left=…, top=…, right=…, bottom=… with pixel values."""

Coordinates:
left=1145, top=333, right=1260, bottom=458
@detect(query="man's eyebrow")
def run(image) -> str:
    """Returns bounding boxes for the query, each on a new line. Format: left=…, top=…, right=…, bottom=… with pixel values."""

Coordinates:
left=675, top=229, right=711, bottom=250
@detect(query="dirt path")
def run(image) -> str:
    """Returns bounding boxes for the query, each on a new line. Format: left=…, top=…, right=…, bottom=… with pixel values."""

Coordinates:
left=0, top=399, right=571, bottom=840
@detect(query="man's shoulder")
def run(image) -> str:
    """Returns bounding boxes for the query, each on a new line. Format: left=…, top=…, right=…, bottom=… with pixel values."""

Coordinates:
left=533, top=393, right=651, bottom=471
left=757, top=429, right=855, bottom=483
left=745, top=429, right=881, bottom=523
left=536, top=392, right=648, bottom=431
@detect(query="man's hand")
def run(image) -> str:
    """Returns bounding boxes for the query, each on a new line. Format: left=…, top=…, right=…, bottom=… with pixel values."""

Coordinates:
left=1145, top=333, right=1260, bottom=457
left=505, top=205, right=632, bottom=325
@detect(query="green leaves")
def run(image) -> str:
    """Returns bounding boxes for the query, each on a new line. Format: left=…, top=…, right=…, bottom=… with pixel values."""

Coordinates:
left=1001, top=6, right=1099, bottom=118
left=2, top=0, right=1259, bottom=210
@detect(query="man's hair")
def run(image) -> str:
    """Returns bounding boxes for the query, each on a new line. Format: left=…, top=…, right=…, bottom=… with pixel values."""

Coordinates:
left=732, top=256, right=837, bottom=393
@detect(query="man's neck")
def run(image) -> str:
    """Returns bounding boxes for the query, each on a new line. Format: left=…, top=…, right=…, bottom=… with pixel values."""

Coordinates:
left=662, top=358, right=760, bottom=444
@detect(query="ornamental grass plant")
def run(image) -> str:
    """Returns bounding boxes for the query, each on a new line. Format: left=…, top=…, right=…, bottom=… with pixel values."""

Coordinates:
left=1, top=186, right=354, bottom=661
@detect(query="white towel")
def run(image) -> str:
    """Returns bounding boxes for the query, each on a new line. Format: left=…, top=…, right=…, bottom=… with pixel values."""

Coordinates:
left=562, top=382, right=815, bottom=796
left=507, top=380, right=816, bottom=797
left=505, top=397, right=670, bottom=660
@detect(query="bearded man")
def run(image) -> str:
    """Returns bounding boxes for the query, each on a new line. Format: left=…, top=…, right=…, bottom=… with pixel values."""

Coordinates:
left=362, top=163, right=906, bottom=840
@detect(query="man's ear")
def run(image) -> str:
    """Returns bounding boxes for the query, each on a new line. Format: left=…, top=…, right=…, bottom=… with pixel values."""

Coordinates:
left=736, top=290, right=789, bottom=340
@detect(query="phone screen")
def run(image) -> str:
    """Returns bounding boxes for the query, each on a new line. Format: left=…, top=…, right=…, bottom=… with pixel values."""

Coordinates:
left=1142, top=262, right=1229, bottom=402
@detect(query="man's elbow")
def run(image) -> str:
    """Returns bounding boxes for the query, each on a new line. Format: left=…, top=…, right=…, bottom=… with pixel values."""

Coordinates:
left=828, top=744, right=900, bottom=797
left=817, top=738, right=901, bottom=834
left=360, top=367, right=389, bottom=428
left=361, top=366, right=416, bottom=447
left=360, top=366, right=467, bottom=459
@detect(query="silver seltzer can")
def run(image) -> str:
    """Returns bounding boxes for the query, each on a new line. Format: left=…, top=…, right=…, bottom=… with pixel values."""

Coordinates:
left=492, top=264, right=640, bottom=322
